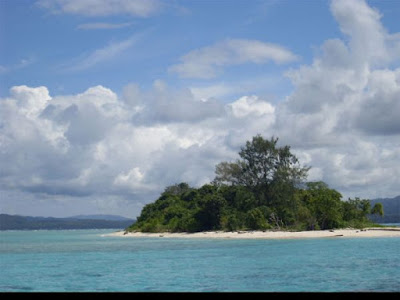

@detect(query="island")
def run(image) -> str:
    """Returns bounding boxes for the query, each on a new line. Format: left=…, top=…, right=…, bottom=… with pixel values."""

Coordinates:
left=0, top=214, right=134, bottom=230
left=116, top=135, right=398, bottom=239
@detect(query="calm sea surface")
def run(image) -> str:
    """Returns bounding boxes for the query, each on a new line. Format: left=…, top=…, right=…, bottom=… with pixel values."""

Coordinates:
left=1, top=229, right=399, bottom=292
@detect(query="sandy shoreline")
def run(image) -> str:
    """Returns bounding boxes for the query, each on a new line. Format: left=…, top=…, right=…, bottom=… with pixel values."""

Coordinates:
left=104, top=227, right=400, bottom=240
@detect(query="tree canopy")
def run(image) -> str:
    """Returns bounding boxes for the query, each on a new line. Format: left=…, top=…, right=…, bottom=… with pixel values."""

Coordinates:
left=128, top=135, right=383, bottom=232
left=214, top=135, right=309, bottom=188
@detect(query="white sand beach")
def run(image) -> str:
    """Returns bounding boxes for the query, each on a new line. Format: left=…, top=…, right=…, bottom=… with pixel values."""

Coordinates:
left=105, top=227, right=400, bottom=239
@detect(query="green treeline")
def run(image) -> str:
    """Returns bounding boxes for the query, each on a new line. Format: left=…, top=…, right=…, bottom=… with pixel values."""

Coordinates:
left=128, top=135, right=383, bottom=233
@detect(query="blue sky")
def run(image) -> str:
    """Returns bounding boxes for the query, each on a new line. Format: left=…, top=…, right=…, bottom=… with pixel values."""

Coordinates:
left=1, top=0, right=341, bottom=97
left=2, top=0, right=398, bottom=98
left=1, top=0, right=400, bottom=218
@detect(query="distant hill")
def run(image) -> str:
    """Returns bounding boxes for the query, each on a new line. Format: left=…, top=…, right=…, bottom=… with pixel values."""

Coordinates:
left=0, top=214, right=135, bottom=230
left=369, top=195, right=400, bottom=223
left=68, top=214, right=133, bottom=221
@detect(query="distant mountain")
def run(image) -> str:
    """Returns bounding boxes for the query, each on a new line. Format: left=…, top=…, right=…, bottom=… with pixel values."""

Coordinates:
left=0, top=214, right=135, bottom=230
left=68, top=214, right=133, bottom=221
left=369, top=195, right=400, bottom=223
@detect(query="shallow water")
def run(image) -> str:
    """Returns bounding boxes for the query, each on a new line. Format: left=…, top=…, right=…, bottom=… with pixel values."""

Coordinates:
left=1, top=229, right=399, bottom=292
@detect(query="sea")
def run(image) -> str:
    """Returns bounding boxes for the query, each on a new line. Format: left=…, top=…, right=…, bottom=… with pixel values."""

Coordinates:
left=1, top=228, right=399, bottom=292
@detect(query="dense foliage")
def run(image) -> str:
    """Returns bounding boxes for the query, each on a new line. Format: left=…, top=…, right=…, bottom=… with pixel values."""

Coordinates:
left=128, top=136, right=383, bottom=232
left=369, top=196, right=399, bottom=223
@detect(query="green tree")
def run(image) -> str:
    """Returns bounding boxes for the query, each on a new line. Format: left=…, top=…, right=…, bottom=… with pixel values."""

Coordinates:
left=214, top=135, right=309, bottom=215
left=214, top=161, right=244, bottom=186
left=196, top=193, right=227, bottom=231
left=127, top=136, right=379, bottom=233
left=232, top=186, right=257, bottom=211
left=293, top=189, right=315, bottom=230
left=245, top=207, right=269, bottom=230
left=371, top=203, right=384, bottom=217
left=303, top=182, right=343, bottom=230
left=342, top=197, right=371, bottom=224
left=163, top=182, right=192, bottom=196
left=215, top=135, right=309, bottom=188
left=221, top=210, right=245, bottom=231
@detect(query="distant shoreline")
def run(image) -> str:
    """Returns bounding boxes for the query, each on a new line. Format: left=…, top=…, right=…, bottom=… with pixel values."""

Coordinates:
left=105, top=227, right=400, bottom=240
left=0, top=213, right=134, bottom=230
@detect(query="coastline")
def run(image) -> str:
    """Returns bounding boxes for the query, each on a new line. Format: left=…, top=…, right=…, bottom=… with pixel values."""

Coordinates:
left=105, top=227, right=400, bottom=239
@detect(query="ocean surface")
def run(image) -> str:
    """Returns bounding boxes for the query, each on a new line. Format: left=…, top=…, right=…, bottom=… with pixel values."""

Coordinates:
left=1, top=229, right=399, bottom=292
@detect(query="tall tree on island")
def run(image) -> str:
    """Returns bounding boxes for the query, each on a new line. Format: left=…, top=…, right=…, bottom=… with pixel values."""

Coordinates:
left=214, top=135, right=310, bottom=224
left=214, top=135, right=309, bottom=188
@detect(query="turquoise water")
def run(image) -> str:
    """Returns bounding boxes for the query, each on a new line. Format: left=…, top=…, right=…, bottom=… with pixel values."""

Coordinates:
left=1, top=229, right=399, bottom=292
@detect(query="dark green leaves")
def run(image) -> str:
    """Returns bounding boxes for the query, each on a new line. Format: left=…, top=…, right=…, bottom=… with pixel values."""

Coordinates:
left=214, top=135, right=309, bottom=189
left=128, top=135, right=380, bottom=233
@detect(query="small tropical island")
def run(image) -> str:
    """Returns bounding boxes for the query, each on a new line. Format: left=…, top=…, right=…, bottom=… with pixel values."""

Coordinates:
left=117, top=135, right=399, bottom=239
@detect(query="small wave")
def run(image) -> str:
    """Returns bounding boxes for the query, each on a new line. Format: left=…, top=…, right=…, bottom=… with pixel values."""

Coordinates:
left=81, top=272, right=103, bottom=278
left=1, top=285, right=34, bottom=291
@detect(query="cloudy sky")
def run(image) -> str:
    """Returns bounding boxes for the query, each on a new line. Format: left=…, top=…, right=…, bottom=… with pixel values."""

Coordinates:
left=1, top=0, right=399, bottom=218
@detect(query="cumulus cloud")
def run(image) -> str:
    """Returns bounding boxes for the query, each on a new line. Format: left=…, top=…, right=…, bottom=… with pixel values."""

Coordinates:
left=354, top=69, right=400, bottom=135
left=330, top=0, right=400, bottom=66
left=274, top=0, right=400, bottom=198
left=124, top=80, right=225, bottom=124
left=0, top=82, right=277, bottom=216
left=37, top=0, right=162, bottom=17
left=228, top=95, right=275, bottom=119
left=2, top=0, right=400, bottom=217
left=169, top=39, right=298, bottom=79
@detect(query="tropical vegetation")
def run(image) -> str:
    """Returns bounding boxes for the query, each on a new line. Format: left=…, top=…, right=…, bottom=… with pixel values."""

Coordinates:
left=127, top=135, right=383, bottom=232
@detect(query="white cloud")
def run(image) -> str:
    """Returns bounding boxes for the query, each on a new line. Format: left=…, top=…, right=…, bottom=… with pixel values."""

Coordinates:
left=189, top=74, right=287, bottom=101
left=9, top=85, right=51, bottom=117
left=76, top=22, right=133, bottom=30
left=353, top=69, right=400, bottom=135
left=273, top=0, right=400, bottom=199
left=113, top=167, right=155, bottom=192
left=331, top=0, right=389, bottom=66
left=37, top=0, right=162, bottom=17
left=2, top=0, right=400, bottom=218
left=126, top=80, right=225, bottom=123
left=228, top=95, right=275, bottom=119
left=190, top=84, right=234, bottom=101
left=0, top=58, right=35, bottom=74
left=0, top=82, right=278, bottom=216
left=169, top=38, right=298, bottom=79
left=62, top=34, right=141, bottom=71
